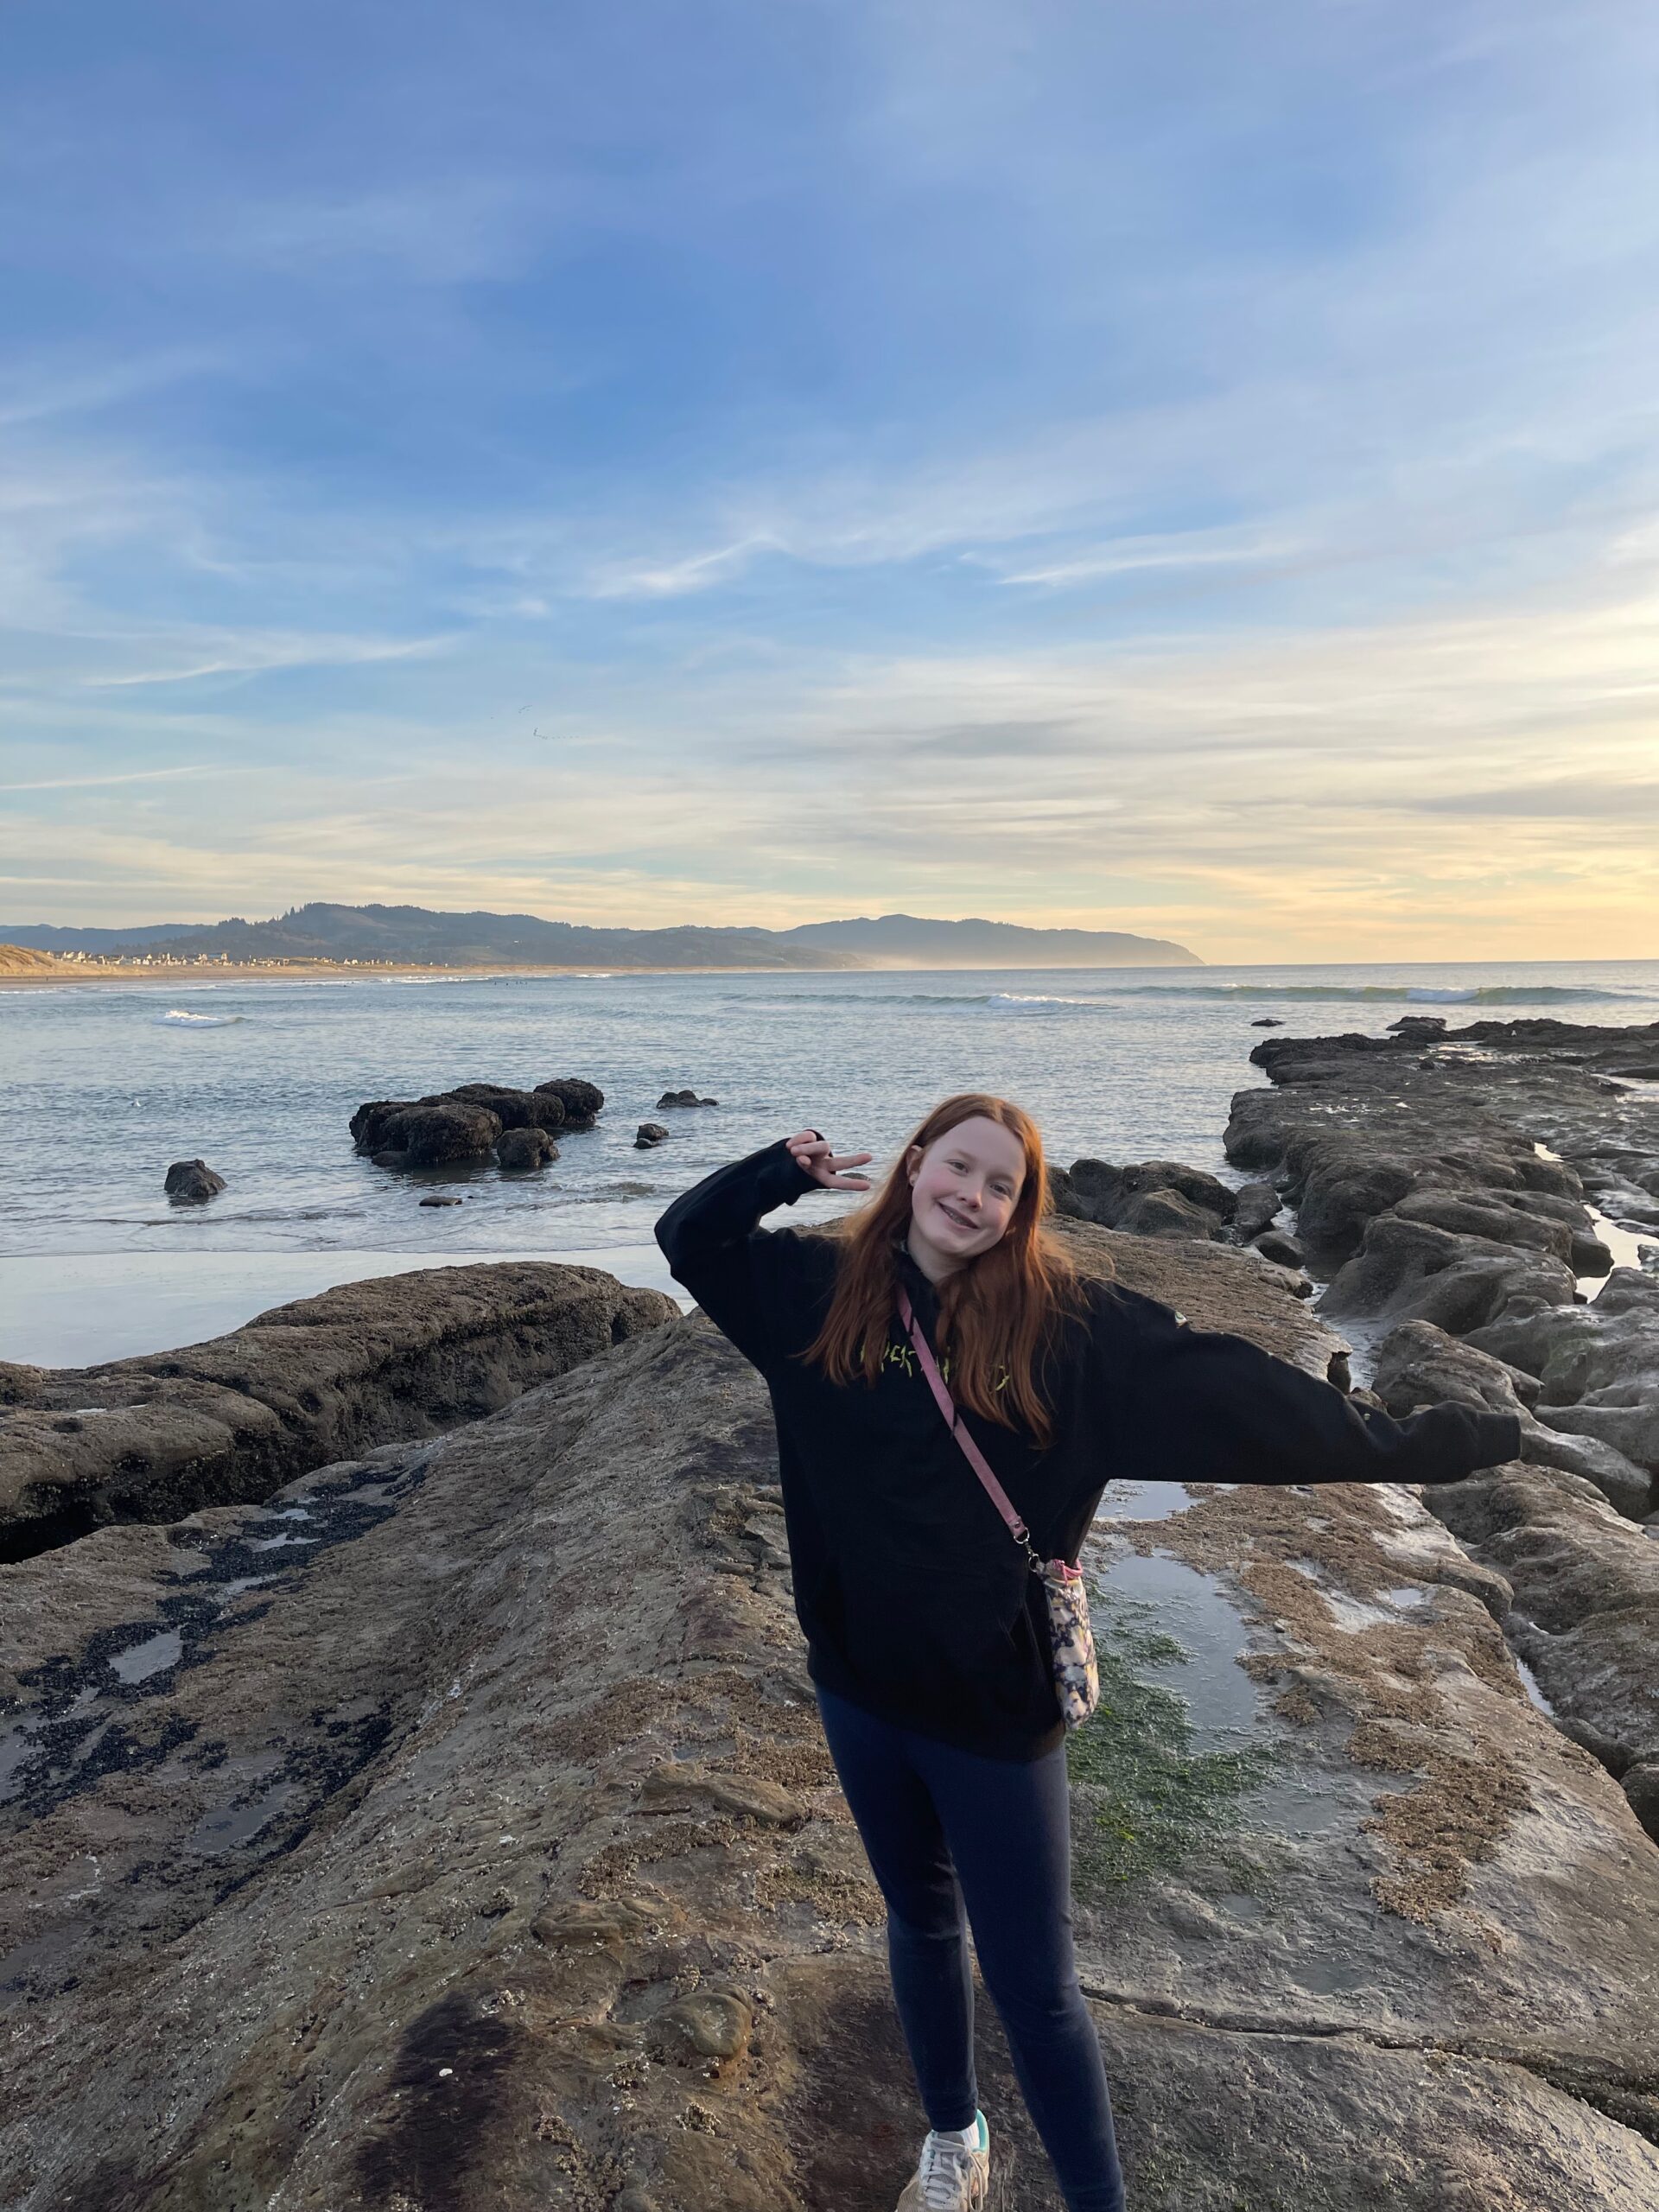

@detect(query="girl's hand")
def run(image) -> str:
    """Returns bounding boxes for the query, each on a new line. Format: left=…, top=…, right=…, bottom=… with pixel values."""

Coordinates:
left=786, top=1130, right=874, bottom=1192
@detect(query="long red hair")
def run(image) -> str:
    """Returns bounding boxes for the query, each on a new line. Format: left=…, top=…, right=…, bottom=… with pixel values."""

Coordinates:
left=802, top=1093, right=1091, bottom=1447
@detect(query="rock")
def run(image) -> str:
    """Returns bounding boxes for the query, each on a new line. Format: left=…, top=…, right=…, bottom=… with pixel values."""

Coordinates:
left=1113, top=1186, right=1226, bottom=1240
left=1392, top=1188, right=1579, bottom=1265
left=656, top=1090, right=718, bottom=1109
left=652, top=1988, right=752, bottom=2064
left=1252, top=1229, right=1306, bottom=1270
left=1516, top=1424, right=1655, bottom=1522
left=1249, top=1016, right=1284, bottom=1026
left=383, top=1100, right=503, bottom=1167
left=353, top=1080, right=590, bottom=1167
left=1465, top=1272, right=1659, bottom=1480
left=5, top=1238, right=1659, bottom=2209
left=1625, top=1761, right=1659, bottom=1843
left=636, top=1763, right=804, bottom=1826
left=417, top=1194, right=463, bottom=1207
left=1065, top=1159, right=1236, bottom=1239
left=496, top=1126, right=557, bottom=1173
left=1232, top=1180, right=1281, bottom=1240
left=0, top=1263, right=677, bottom=1557
left=449, top=1083, right=567, bottom=1132
left=1321, top=1214, right=1576, bottom=1334
left=1427, top=1464, right=1659, bottom=1782
left=1372, top=1320, right=1535, bottom=1421
left=534, top=1077, right=605, bottom=1128
left=1044, top=1165, right=1090, bottom=1219
left=163, top=1159, right=225, bottom=1203
left=634, top=1122, right=671, bottom=1149
left=1325, top=1351, right=1351, bottom=1394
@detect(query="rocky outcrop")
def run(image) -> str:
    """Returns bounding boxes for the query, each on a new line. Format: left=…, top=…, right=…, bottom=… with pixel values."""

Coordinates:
left=495, top=1127, right=558, bottom=1173
left=351, top=1076, right=605, bottom=1174
left=4, top=1236, right=1657, bottom=2209
left=635, top=1122, right=670, bottom=1149
left=657, top=1090, right=718, bottom=1109
left=162, top=1160, right=225, bottom=1203
left=0, top=1265, right=675, bottom=1561
left=1428, top=1465, right=1659, bottom=1839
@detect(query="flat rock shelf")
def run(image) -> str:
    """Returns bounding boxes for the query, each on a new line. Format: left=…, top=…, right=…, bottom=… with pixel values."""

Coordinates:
left=3, top=1222, right=1656, bottom=2209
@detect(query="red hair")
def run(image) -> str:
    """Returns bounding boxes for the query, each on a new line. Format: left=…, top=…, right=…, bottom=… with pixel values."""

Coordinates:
left=801, top=1093, right=1090, bottom=1447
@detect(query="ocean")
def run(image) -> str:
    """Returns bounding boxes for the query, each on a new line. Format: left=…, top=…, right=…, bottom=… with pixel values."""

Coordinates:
left=4, top=958, right=1657, bottom=1368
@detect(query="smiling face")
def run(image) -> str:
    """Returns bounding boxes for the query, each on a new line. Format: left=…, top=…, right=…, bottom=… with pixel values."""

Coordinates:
left=905, top=1115, right=1029, bottom=1278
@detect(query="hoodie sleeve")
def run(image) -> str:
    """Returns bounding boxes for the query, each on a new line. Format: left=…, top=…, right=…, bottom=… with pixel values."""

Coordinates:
left=1109, top=1290, right=1522, bottom=1490
left=654, top=1137, right=822, bottom=1372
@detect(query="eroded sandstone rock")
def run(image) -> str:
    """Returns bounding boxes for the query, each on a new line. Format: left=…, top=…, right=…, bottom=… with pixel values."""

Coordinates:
left=3, top=1241, right=1657, bottom=2208
left=0, top=1263, right=675, bottom=1557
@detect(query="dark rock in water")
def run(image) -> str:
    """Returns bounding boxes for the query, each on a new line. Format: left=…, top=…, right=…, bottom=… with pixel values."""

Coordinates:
left=353, top=1080, right=594, bottom=1166
left=634, top=1122, right=671, bottom=1149
left=383, top=1100, right=502, bottom=1166
left=1065, top=1159, right=1236, bottom=1240
left=1250, top=1016, right=1284, bottom=1027
left=1325, top=1350, right=1351, bottom=1393
left=0, top=1263, right=676, bottom=1557
left=1388, top=1015, right=1450, bottom=1042
left=496, top=1126, right=558, bottom=1173
left=534, top=1077, right=605, bottom=1128
left=163, top=1159, right=225, bottom=1203
left=418, top=1194, right=463, bottom=1206
left=450, top=1083, right=567, bottom=1132
left=1253, top=1228, right=1306, bottom=1269
left=1232, top=1180, right=1281, bottom=1240
left=657, top=1089, right=718, bottom=1109
left=349, top=1096, right=415, bottom=1153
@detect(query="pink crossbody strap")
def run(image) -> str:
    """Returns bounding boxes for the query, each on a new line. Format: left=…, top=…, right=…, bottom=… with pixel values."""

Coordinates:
left=897, top=1289, right=1033, bottom=1549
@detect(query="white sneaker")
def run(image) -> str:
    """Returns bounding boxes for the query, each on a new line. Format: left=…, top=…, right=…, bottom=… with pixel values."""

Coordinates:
left=894, top=2111, right=990, bottom=2210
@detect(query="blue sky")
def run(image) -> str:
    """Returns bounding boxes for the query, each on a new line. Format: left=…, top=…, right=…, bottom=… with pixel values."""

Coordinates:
left=3, top=0, right=1657, bottom=958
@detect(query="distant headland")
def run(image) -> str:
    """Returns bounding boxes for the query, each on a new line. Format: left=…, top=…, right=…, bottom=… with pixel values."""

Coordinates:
left=0, top=903, right=1201, bottom=978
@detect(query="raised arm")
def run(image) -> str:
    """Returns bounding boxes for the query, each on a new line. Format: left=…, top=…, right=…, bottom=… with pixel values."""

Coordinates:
left=653, top=1132, right=870, bottom=1370
left=1110, top=1290, right=1521, bottom=1491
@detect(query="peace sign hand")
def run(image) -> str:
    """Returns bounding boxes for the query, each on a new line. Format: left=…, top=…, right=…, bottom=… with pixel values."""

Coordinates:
left=785, top=1130, right=874, bottom=1192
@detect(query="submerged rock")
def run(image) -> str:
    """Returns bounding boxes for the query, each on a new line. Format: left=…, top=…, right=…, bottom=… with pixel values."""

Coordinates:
left=163, top=1159, right=225, bottom=1203
left=3, top=1235, right=1657, bottom=2209
left=634, top=1122, right=671, bottom=1149
left=657, top=1089, right=718, bottom=1108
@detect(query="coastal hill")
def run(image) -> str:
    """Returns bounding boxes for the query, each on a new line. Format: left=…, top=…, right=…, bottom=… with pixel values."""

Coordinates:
left=0, top=944, right=62, bottom=975
left=0, top=901, right=1200, bottom=970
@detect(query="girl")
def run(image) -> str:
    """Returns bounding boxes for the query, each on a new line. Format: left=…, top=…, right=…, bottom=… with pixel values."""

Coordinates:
left=655, top=1095, right=1520, bottom=2212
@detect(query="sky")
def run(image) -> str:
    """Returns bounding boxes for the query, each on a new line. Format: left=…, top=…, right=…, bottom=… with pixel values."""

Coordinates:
left=3, top=0, right=1657, bottom=963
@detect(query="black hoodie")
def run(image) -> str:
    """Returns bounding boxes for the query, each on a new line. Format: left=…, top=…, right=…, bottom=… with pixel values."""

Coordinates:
left=655, top=1140, right=1521, bottom=1760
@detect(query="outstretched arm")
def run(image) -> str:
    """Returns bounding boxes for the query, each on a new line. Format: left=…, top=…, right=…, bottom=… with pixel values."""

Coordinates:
left=653, top=1132, right=870, bottom=1370
left=1113, top=1292, right=1521, bottom=1491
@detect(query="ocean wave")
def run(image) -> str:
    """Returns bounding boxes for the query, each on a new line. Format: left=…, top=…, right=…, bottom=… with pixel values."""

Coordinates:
left=156, top=1008, right=245, bottom=1027
left=1109, top=983, right=1638, bottom=1005
left=726, top=982, right=1638, bottom=1013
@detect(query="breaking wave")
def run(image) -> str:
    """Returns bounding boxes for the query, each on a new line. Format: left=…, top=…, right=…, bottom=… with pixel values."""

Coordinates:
left=155, top=1008, right=245, bottom=1027
left=731, top=982, right=1637, bottom=1013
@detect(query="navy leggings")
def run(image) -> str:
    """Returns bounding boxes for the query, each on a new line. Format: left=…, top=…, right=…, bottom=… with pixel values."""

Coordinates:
left=816, top=1687, right=1125, bottom=2212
